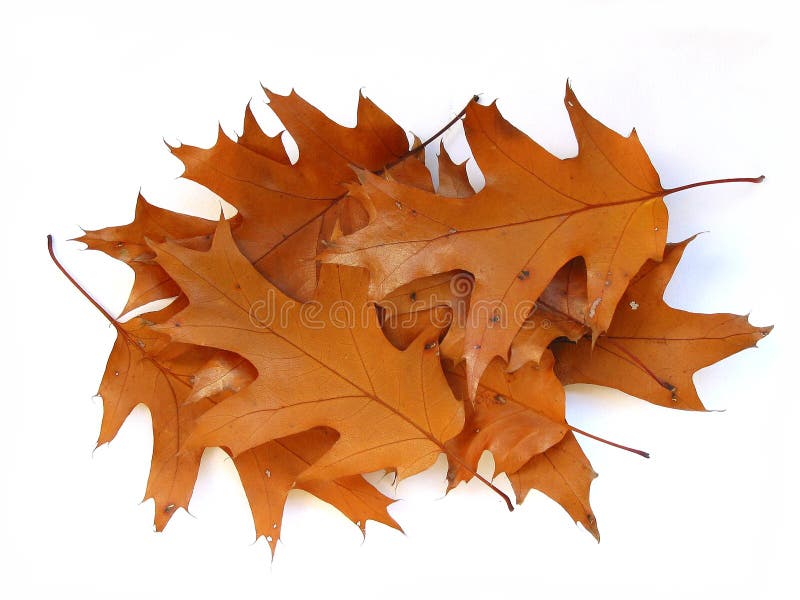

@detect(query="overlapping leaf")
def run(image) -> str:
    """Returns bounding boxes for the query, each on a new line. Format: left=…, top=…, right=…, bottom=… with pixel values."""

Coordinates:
left=320, top=84, right=668, bottom=397
left=151, top=219, right=464, bottom=482
left=509, top=432, right=599, bottom=540
left=76, top=195, right=222, bottom=314
left=170, top=89, right=431, bottom=302
left=552, top=238, right=772, bottom=409
left=443, top=352, right=567, bottom=489
left=232, top=427, right=400, bottom=554
left=93, top=297, right=230, bottom=530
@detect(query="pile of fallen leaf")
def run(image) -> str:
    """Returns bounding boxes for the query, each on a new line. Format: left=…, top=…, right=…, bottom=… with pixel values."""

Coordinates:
left=51, top=84, right=770, bottom=553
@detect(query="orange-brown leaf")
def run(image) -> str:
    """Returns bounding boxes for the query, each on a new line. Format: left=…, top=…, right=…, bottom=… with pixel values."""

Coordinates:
left=508, top=432, right=599, bottom=540
left=552, top=238, right=772, bottom=410
left=170, top=90, right=428, bottom=302
left=444, top=352, right=567, bottom=489
left=76, top=194, right=223, bottom=314
left=321, top=85, right=667, bottom=397
left=96, top=299, right=226, bottom=530
left=151, top=219, right=464, bottom=481
left=233, top=427, right=400, bottom=555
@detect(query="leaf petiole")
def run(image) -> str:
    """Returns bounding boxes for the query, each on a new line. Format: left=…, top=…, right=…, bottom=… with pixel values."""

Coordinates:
left=663, top=175, right=764, bottom=197
left=379, top=95, right=480, bottom=173
left=569, top=425, right=650, bottom=459
left=48, top=234, right=118, bottom=326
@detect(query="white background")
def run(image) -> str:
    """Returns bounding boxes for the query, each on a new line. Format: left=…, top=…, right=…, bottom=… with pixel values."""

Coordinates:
left=2, top=1, right=796, bottom=598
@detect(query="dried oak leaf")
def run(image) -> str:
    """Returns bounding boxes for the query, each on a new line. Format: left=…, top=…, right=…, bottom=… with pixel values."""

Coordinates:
left=150, top=219, right=465, bottom=482
left=232, top=427, right=400, bottom=555
left=552, top=237, right=772, bottom=410
left=92, top=296, right=236, bottom=530
left=321, top=83, right=668, bottom=397
left=509, top=432, right=599, bottom=540
left=443, top=352, right=567, bottom=489
left=187, top=353, right=400, bottom=553
left=170, top=89, right=431, bottom=302
left=75, top=194, right=224, bottom=314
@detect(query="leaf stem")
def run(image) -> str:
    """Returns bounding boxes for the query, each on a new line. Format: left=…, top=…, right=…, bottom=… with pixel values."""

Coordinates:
left=663, top=175, right=764, bottom=197
left=47, top=235, right=118, bottom=326
left=378, top=95, right=480, bottom=173
left=479, top=474, right=515, bottom=512
left=569, top=425, right=650, bottom=459
left=446, top=449, right=515, bottom=512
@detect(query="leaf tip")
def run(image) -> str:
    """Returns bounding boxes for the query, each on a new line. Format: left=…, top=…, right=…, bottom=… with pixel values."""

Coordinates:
left=585, top=516, right=600, bottom=542
left=564, top=78, right=579, bottom=107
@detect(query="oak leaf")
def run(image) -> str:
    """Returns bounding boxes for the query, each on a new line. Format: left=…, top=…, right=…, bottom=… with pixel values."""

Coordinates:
left=76, top=194, right=223, bottom=314
left=321, top=84, right=668, bottom=397
left=91, top=297, right=232, bottom=530
left=552, top=238, right=772, bottom=410
left=232, top=427, right=400, bottom=554
left=443, top=352, right=567, bottom=489
left=150, top=219, right=465, bottom=482
left=509, top=432, right=599, bottom=540
left=185, top=353, right=401, bottom=552
left=170, top=89, right=431, bottom=302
